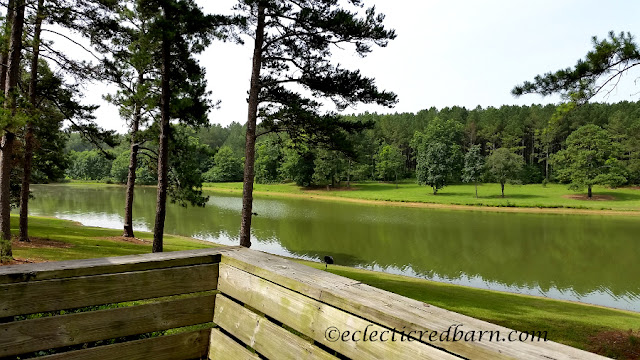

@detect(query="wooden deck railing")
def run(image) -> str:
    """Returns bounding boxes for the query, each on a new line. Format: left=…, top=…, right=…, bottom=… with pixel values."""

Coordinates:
left=0, top=247, right=605, bottom=359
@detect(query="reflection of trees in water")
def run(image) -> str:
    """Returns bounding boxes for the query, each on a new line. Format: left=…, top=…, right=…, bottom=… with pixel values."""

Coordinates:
left=262, top=204, right=640, bottom=298
left=29, top=185, right=640, bottom=300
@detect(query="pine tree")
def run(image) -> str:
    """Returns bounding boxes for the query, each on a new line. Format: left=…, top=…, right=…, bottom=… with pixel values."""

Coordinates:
left=513, top=31, right=640, bottom=104
left=0, top=0, right=26, bottom=258
left=136, top=0, right=232, bottom=252
left=236, top=0, right=397, bottom=247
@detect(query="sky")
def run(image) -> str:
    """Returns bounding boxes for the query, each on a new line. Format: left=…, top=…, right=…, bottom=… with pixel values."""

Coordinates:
left=65, top=0, right=640, bottom=133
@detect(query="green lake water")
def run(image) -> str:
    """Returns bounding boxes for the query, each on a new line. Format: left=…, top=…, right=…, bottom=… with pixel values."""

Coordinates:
left=27, top=184, right=640, bottom=312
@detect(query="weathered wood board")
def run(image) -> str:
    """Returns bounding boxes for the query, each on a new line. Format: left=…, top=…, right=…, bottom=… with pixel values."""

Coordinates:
left=221, top=249, right=607, bottom=360
left=0, top=264, right=218, bottom=317
left=0, top=247, right=233, bottom=284
left=214, top=294, right=337, bottom=360
left=1, top=294, right=215, bottom=357
left=218, top=263, right=459, bottom=360
left=209, top=328, right=260, bottom=360
left=38, top=330, right=210, bottom=360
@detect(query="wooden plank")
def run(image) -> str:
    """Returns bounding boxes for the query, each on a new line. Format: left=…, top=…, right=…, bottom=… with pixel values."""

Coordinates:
left=0, top=247, right=241, bottom=284
left=214, top=294, right=337, bottom=360
left=221, top=249, right=606, bottom=360
left=38, top=329, right=210, bottom=360
left=209, top=328, right=260, bottom=360
left=218, top=264, right=458, bottom=360
left=0, top=294, right=215, bottom=357
left=0, top=264, right=218, bottom=318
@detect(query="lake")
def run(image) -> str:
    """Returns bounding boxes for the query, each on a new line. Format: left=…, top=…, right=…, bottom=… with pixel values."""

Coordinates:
left=27, top=184, right=640, bottom=312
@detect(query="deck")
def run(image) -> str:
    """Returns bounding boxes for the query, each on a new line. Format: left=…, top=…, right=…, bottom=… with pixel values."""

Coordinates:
left=0, top=247, right=605, bottom=359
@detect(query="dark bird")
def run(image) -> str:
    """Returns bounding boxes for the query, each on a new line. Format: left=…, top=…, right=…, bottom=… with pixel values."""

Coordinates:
left=323, top=255, right=334, bottom=270
left=252, top=212, right=258, bottom=216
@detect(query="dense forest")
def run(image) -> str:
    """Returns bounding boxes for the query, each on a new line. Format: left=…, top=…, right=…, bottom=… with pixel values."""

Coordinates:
left=64, top=100, right=640, bottom=189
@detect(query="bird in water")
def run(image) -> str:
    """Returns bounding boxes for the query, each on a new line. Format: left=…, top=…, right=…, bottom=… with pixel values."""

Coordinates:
left=323, top=255, right=334, bottom=270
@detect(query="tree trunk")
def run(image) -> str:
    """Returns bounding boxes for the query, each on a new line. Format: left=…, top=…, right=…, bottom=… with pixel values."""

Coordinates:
left=395, top=172, right=398, bottom=189
left=123, top=72, right=144, bottom=238
left=588, top=185, right=592, bottom=199
left=501, top=182, right=505, bottom=197
left=371, top=154, right=374, bottom=179
left=347, top=159, right=351, bottom=188
left=432, top=186, right=437, bottom=195
left=152, top=6, right=172, bottom=253
left=0, top=0, right=26, bottom=253
left=0, top=0, right=15, bottom=93
left=239, top=4, right=265, bottom=248
left=19, top=0, right=45, bottom=243
left=475, top=183, right=478, bottom=198
left=545, top=149, right=549, bottom=181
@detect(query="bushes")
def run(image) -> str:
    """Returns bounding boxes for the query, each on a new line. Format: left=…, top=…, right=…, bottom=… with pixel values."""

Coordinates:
left=66, top=151, right=112, bottom=181
left=203, top=146, right=244, bottom=183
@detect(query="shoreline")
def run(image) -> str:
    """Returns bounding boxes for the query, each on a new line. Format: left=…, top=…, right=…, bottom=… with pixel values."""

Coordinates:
left=5, top=215, right=640, bottom=353
left=13, top=214, right=639, bottom=314
left=204, top=186, right=640, bottom=217
left=53, top=181, right=640, bottom=216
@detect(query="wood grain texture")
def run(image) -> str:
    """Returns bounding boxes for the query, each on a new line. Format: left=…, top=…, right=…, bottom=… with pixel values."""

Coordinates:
left=0, top=294, right=215, bottom=357
left=214, top=294, right=337, bottom=360
left=38, top=329, right=210, bottom=360
left=0, top=264, right=218, bottom=318
left=221, top=249, right=607, bottom=360
left=218, top=264, right=458, bottom=360
left=0, top=247, right=241, bottom=284
left=208, top=328, right=260, bottom=360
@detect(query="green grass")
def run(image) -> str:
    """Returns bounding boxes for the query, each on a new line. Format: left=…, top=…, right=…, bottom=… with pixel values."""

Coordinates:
left=297, top=260, right=640, bottom=351
left=203, top=181, right=640, bottom=212
left=6, top=215, right=640, bottom=354
left=9, top=215, right=217, bottom=262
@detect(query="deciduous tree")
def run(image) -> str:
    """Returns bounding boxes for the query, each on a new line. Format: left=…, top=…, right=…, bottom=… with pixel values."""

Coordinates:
left=484, top=148, right=524, bottom=197
left=462, top=144, right=484, bottom=198
left=375, top=143, right=403, bottom=187
left=416, top=142, right=457, bottom=195
left=552, top=124, right=626, bottom=198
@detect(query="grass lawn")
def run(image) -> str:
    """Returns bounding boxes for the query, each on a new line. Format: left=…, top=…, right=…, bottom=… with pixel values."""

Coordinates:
left=203, top=181, right=640, bottom=212
left=9, top=215, right=218, bottom=262
left=4, top=215, right=640, bottom=356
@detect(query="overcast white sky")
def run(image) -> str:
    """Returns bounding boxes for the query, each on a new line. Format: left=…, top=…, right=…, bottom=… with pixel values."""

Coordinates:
left=72, top=0, right=640, bottom=132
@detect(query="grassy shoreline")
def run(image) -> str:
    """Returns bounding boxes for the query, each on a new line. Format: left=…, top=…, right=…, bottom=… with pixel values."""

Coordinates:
left=4, top=215, right=640, bottom=356
left=58, top=180, right=640, bottom=214
left=201, top=181, right=640, bottom=216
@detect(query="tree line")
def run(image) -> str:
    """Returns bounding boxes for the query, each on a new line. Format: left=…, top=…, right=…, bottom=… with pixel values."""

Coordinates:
left=67, top=99, right=640, bottom=198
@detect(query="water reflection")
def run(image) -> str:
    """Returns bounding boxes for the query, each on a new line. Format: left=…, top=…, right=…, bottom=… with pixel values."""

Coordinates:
left=27, top=184, right=640, bottom=312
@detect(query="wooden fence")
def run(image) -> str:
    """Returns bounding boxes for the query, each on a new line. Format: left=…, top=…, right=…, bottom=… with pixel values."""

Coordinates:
left=0, top=247, right=605, bottom=359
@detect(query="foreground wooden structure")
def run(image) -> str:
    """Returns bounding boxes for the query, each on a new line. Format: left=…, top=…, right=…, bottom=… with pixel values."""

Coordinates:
left=0, top=247, right=604, bottom=359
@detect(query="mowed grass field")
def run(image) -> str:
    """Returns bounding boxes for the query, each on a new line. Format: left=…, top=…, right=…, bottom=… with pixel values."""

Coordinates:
left=3, top=215, right=640, bottom=356
left=9, top=215, right=218, bottom=262
left=203, top=181, right=640, bottom=212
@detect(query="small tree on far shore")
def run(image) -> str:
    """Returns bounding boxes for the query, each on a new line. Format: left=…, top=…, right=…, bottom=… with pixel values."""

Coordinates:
left=552, top=124, right=626, bottom=198
left=463, top=144, right=484, bottom=198
left=485, top=148, right=523, bottom=197
left=375, top=144, right=404, bottom=188
left=417, top=142, right=457, bottom=195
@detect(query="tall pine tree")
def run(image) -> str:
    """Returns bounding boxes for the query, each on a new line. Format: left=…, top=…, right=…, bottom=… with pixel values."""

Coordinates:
left=137, top=0, right=232, bottom=252
left=236, top=0, right=397, bottom=247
